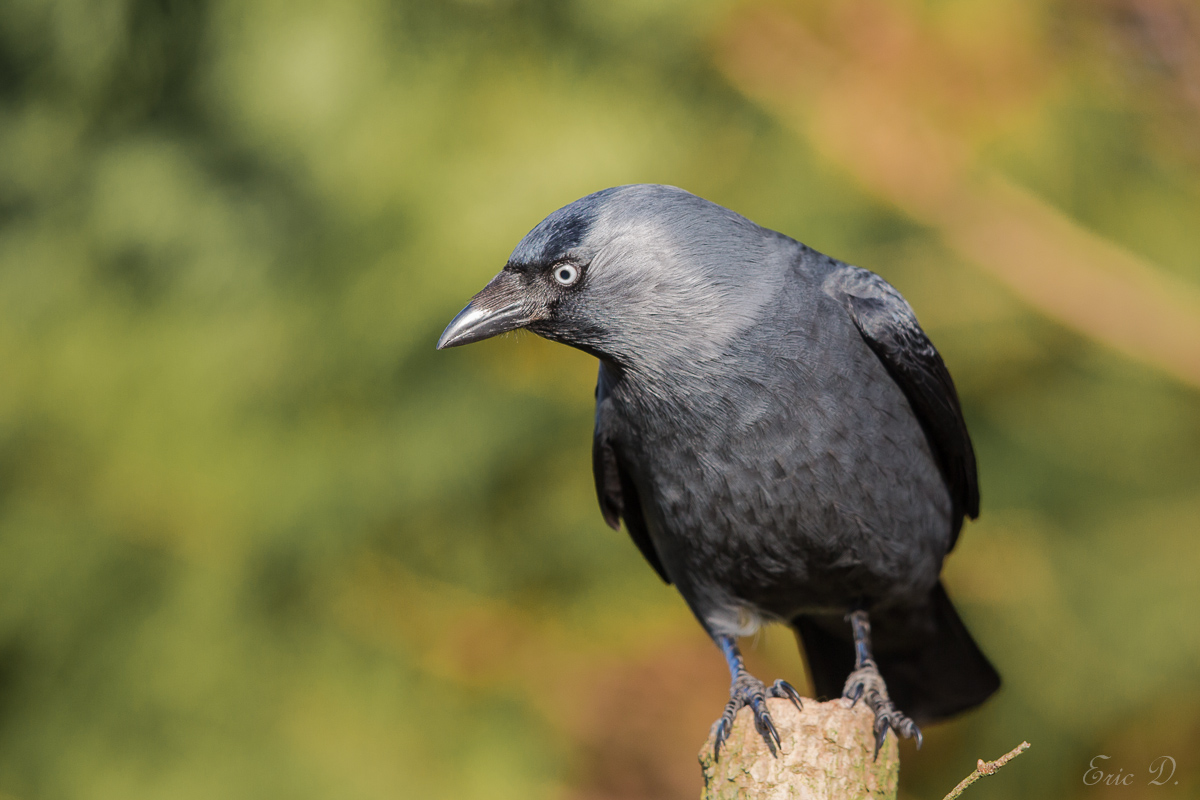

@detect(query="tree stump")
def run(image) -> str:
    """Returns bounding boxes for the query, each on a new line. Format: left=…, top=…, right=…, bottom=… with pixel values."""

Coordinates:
left=698, top=698, right=899, bottom=800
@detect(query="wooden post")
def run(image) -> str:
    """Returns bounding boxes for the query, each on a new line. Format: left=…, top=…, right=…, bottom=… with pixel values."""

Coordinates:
left=699, top=698, right=899, bottom=800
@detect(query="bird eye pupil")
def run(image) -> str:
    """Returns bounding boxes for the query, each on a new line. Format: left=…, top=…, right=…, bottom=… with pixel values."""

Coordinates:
left=554, top=265, right=579, bottom=285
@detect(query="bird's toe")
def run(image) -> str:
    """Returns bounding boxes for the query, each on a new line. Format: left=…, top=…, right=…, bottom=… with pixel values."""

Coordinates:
left=842, top=661, right=921, bottom=758
left=769, top=679, right=804, bottom=714
left=713, top=672, right=798, bottom=759
left=711, top=697, right=739, bottom=758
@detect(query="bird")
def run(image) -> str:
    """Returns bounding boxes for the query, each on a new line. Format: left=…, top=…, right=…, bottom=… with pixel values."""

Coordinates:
left=437, top=184, right=999, bottom=757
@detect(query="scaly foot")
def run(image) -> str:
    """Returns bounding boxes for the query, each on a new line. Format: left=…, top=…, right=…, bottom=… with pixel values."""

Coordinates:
left=712, top=673, right=803, bottom=759
left=843, top=660, right=922, bottom=757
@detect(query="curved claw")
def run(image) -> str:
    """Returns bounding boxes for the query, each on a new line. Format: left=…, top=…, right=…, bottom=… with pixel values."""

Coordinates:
left=755, top=702, right=781, bottom=750
left=771, top=679, right=805, bottom=714
left=914, top=726, right=924, bottom=750
left=713, top=716, right=730, bottom=759
left=846, top=682, right=864, bottom=708
left=873, top=718, right=889, bottom=759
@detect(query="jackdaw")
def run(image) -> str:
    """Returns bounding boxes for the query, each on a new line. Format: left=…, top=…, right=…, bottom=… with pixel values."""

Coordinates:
left=437, top=184, right=999, bottom=756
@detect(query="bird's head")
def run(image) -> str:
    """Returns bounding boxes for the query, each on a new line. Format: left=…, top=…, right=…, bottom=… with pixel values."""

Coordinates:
left=437, top=184, right=786, bottom=373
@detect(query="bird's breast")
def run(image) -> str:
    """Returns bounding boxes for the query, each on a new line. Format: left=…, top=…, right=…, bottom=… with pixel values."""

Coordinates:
left=610, top=354, right=952, bottom=619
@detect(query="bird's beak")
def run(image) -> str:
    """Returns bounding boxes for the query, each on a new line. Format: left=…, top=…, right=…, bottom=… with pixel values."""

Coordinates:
left=436, top=270, right=536, bottom=350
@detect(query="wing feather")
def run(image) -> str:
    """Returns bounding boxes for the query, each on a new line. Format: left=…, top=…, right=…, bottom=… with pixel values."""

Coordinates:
left=828, top=266, right=979, bottom=545
left=592, top=365, right=671, bottom=584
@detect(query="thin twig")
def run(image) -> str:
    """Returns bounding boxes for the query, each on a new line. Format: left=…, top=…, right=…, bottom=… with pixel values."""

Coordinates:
left=941, top=741, right=1031, bottom=800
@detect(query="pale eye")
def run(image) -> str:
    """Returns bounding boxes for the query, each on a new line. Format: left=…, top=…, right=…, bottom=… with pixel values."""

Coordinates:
left=552, top=263, right=580, bottom=286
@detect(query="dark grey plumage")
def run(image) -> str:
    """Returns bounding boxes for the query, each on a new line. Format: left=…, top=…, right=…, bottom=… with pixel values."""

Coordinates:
left=438, top=184, right=999, bottom=752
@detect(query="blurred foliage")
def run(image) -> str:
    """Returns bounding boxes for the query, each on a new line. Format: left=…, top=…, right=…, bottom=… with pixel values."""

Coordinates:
left=0, top=0, right=1198, bottom=798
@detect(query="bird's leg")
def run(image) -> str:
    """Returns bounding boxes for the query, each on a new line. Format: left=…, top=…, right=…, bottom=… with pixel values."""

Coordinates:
left=711, top=635, right=804, bottom=759
left=842, top=609, right=922, bottom=757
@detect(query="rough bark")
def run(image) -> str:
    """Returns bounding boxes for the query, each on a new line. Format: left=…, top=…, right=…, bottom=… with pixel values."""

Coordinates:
left=698, top=698, right=899, bottom=800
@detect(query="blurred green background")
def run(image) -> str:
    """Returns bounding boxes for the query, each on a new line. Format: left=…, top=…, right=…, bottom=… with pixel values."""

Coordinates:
left=1, top=0, right=1199, bottom=798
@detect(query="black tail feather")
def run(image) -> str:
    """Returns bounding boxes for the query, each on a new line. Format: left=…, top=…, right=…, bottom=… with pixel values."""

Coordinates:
left=793, top=613, right=856, bottom=703
left=792, top=582, right=1000, bottom=723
